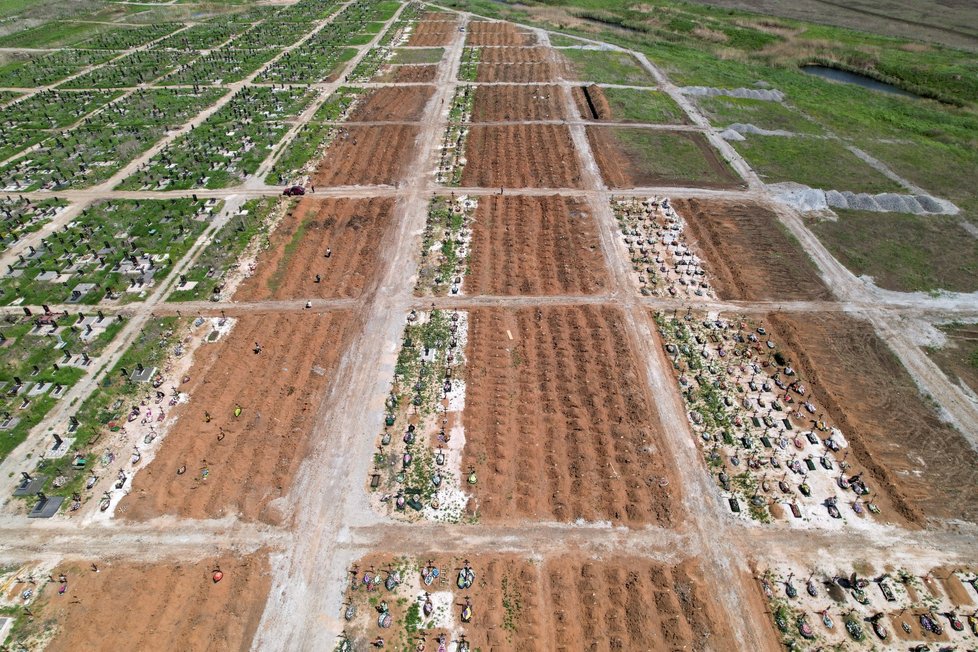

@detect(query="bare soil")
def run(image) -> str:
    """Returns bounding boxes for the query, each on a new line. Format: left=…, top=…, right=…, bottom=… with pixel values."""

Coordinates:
left=476, top=62, right=561, bottom=83
left=234, top=197, right=393, bottom=301
left=374, top=64, right=438, bottom=82
left=587, top=126, right=742, bottom=189
left=471, top=84, right=568, bottom=122
left=35, top=555, right=270, bottom=652
left=460, top=124, right=583, bottom=188
left=467, top=194, right=609, bottom=295
left=466, top=21, right=537, bottom=46
left=407, top=17, right=458, bottom=46
left=119, top=312, right=353, bottom=523
left=672, top=197, right=831, bottom=301
left=463, top=305, right=678, bottom=526
left=349, top=85, right=435, bottom=122
left=767, top=312, right=978, bottom=525
left=478, top=46, right=554, bottom=63
left=312, top=125, right=420, bottom=186
left=342, top=553, right=736, bottom=652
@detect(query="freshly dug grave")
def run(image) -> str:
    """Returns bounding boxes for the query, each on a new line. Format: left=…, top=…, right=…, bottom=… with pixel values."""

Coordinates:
left=407, top=17, right=458, bottom=46
left=463, top=305, right=678, bottom=526
left=470, top=84, right=567, bottom=122
left=234, top=196, right=394, bottom=301
left=465, top=20, right=537, bottom=46
left=348, top=85, right=434, bottom=122
left=374, top=64, right=438, bottom=82
left=120, top=311, right=353, bottom=523
left=467, top=194, right=609, bottom=295
left=476, top=62, right=561, bottom=83
left=312, top=124, right=420, bottom=186
left=460, top=124, right=583, bottom=189
left=26, top=555, right=270, bottom=652
left=478, top=46, right=554, bottom=63
left=768, top=311, right=978, bottom=525
left=672, top=197, right=831, bottom=301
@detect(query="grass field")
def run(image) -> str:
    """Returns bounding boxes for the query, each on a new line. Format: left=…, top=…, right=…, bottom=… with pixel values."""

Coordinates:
left=693, top=95, right=822, bottom=134
left=601, top=87, right=688, bottom=124
left=561, top=48, right=656, bottom=86
left=810, top=209, right=978, bottom=293
left=732, top=134, right=904, bottom=193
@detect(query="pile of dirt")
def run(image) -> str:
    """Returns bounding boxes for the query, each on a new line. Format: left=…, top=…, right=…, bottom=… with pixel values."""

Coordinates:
left=467, top=194, right=609, bottom=295
left=465, top=20, right=537, bottom=46
left=234, top=197, right=393, bottom=301
left=120, top=312, right=353, bottom=523
left=312, top=125, right=420, bottom=186
left=460, top=124, right=583, bottom=188
left=35, top=555, right=270, bottom=652
left=471, top=84, right=567, bottom=122
left=767, top=312, right=978, bottom=525
left=349, top=86, right=435, bottom=122
left=463, top=305, right=677, bottom=526
left=572, top=84, right=612, bottom=120
left=672, top=197, right=831, bottom=301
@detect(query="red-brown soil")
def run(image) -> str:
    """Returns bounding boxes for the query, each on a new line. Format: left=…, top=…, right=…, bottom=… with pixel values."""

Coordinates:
left=34, top=555, right=270, bottom=652
left=467, top=194, right=608, bottom=295
left=767, top=312, right=978, bottom=525
left=375, top=64, right=438, bottom=82
left=463, top=305, right=677, bottom=526
left=471, top=84, right=568, bottom=122
left=460, top=124, right=583, bottom=188
left=343, top=554, right=738, bottom=651
left=476, top=62, right=560, bottom=83
left=572, top=84, right=612, bottom=120
left=478, top=46, right=554, bottom=63
left=407, top=17, right=458, bottom=46
left=234, top=197, right=393, bottom=301
left=119, top=311, right=353, bottom=523
left=672, top=197, right=831, bottom=301
left=466, top=20, right=537, bottom=46
left=544, top=557, right=739, bottom=651
left=348, top=85, right=434, bottom=122
left=311, top=125, right=419, bottom=186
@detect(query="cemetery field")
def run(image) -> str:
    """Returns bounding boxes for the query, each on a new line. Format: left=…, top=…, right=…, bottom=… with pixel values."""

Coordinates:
left=0, top=1, right=976, bottom=651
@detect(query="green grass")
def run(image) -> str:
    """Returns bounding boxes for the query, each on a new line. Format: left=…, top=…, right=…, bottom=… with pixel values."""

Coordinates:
left=597, top=128, right=740, bottom=187
left=390, top=47, right=444, bottom=64
left=597, top=87, right=687, bottom=123
left=0, top=20, right=109, bottom=47
left=732, top=134, right=903, bottom=193
left=561, top=48, right=656, bottom=86
left=810, top=209, right=978, bottom=292
left=694, top=95, right=822, bottom=134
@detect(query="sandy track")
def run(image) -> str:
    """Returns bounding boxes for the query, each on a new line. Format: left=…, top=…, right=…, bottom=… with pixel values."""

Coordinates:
left=120, top=312, right=353, bottom=523
left=36, top=554, right=270, bottom=652
left=312, top=124, right=421, bottom=186
left=467, top=194, right=609, bottom=295
left=470, top=84, right=568, bottom=122
left=463, top=305, right=677, bottom=526
left=234, top=197, right=394, bottom=301
left=349, top=85, right=435, bottom=122
left=673, top=197, right=831, bottom=301
left=460, top=124, right=584, bottom=188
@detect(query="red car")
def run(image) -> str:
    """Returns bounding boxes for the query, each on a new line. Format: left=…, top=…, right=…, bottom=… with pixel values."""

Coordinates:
left=283, top=185, right=305, bottom=196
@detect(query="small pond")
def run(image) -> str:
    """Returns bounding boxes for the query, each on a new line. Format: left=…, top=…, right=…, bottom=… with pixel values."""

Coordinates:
left=801, top=65, right=920, bottom=99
